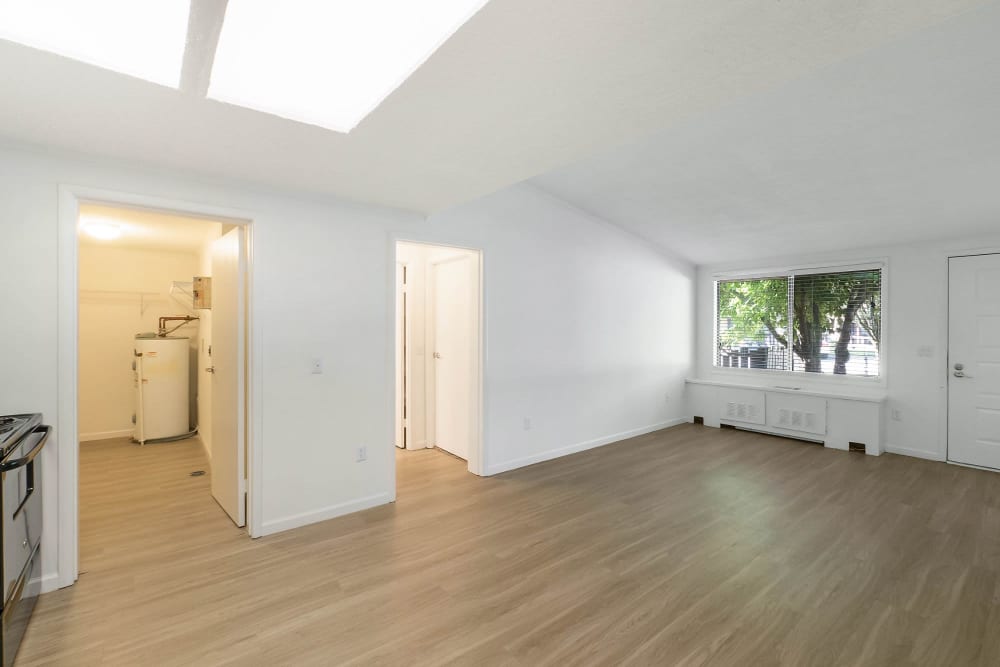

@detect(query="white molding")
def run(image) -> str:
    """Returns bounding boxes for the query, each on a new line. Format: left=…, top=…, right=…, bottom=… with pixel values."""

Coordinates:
left=485, top=418, right=687, bottom=476
left=885, top=445, right=946, bottom=462
left=34, top=573, right=61, bottom=595
left=259, top=492, right=393, bottom=536
left=79, top=429, right=133, bottom=442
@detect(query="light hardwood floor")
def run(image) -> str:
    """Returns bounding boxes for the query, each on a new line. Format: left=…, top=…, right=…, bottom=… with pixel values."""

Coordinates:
left=17, top=426, right=1000, bottom=666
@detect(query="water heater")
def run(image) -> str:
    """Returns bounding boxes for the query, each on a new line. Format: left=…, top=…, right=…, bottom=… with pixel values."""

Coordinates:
left=133, top=335, right=190, bottom=444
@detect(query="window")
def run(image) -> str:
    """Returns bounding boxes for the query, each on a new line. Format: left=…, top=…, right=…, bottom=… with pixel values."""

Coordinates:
left=716, top=267, right=882, bottom=377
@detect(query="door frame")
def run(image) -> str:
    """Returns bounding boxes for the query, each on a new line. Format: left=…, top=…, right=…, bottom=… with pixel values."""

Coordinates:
left=57, top=184, right=262, bottom=592
left=395, top=259, right=409, bottom=449
left=945, top=250, right=1000, bottom=467
left=388, top=236, right=485, bottom=486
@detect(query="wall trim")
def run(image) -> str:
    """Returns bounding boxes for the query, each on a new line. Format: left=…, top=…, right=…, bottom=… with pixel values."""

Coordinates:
left=884, top=444, right=946, bottom=462
left=485, top=418, right=687, bottom=476
left=260, top=492, right=393, bottom=536
left=79, top=429, right=134, bottom=442
left=34, top=573, right=61, bottom=595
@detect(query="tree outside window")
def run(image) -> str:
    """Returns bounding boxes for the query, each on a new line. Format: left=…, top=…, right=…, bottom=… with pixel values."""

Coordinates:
left=716, top=269, right=881, bottom=377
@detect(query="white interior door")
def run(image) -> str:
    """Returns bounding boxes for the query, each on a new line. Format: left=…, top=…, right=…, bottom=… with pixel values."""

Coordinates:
left=949, top=253, right=1000, bottom=469
left=395, top=261, right=407, bottom=448
left=432, top=256, right=472, bottom=460
left=210, top=228, right=246, bottom=526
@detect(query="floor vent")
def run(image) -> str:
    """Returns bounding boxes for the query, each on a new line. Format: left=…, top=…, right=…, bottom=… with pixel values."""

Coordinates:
left=190, top=470, right=206, bottom=477
left=849, top=442, right=866, bottom=453
left=693, top=416, right=705, bottom=425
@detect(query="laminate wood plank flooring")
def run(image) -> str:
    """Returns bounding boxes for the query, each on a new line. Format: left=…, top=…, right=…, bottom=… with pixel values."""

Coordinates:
left=16, top=426, right=1000, bottom=666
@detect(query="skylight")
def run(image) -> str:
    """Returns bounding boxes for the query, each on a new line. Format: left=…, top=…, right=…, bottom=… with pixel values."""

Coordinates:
left=0, top=0, right=190, bottom=88
left=207, top=0, right=491, bottom=133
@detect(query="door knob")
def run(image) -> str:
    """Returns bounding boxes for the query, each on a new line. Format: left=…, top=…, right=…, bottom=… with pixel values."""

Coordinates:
left=433, top=352, right=441, bottom=359
left=205, top=367, right=215, bottom=373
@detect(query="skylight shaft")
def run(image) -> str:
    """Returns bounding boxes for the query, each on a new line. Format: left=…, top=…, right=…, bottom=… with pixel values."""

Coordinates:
left=0, top=0, right=190, bottom=87
left=207, top=0, right=491, bottom=133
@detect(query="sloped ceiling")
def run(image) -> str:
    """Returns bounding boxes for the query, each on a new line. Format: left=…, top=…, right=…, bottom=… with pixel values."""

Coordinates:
left=0, top=0, right=988, bottom=214
left=532, top=1, right=1000, bottom=264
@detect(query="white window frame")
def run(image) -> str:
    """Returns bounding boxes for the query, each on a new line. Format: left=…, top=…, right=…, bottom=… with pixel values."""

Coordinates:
left=712, top=259, right=887, bottom=387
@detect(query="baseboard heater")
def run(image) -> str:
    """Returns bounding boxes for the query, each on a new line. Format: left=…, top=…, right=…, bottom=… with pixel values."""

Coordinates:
left=719, top=421, right=825, bottom=446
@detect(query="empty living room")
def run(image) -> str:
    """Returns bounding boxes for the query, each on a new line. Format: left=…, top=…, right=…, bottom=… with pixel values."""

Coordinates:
left=1, top=1, right=999, bottom=665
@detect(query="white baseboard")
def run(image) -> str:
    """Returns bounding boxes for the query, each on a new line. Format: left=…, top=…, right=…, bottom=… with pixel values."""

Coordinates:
left=79, top=429, right=133, bottom=442
left=485, top=418, right=687, bottom=476
left=35, top=572, right=61, bottom=594
left=259, top=492, right=393, bottom=537
left=884, top=444, right=946, bottom=462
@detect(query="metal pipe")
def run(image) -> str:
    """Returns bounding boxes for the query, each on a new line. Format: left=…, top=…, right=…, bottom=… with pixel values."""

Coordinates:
left=157, top=315, right=199, bottom=336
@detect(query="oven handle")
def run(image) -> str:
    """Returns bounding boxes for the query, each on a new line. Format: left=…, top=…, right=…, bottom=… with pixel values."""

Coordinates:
left=1, top=424, right=51, bottom=472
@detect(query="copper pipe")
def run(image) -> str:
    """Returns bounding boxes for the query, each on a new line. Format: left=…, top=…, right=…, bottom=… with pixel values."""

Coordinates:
left=158, top=315, right=199, bottom=336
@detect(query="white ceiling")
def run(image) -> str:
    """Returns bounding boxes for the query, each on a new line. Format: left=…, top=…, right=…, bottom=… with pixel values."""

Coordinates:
left=0, top=0, right=987, bottom=214
left=78, top=204, right=220, bottom=253
left=532, top=1, right=1000, bottom=264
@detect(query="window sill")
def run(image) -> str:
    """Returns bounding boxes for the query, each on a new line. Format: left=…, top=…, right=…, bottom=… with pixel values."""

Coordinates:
left=687, top=377, right=887, bottom=403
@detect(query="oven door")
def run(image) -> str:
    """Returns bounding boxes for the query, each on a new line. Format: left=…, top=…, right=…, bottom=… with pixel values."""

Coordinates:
left=1, top=543, right=40, bottom=667
left=2, top=425, right=48, bottom=603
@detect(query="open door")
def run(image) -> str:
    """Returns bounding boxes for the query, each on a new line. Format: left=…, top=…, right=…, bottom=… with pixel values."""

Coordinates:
left=432, top=255, right=474, bottom=460
left=210, top=228, right=246, bottom=527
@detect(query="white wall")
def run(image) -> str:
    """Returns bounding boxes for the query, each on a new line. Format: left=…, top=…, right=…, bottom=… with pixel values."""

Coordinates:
left=78, top=244, right=200, bottom=440
left=693, top=234, right=1000, bottom=461
left=425, top=185, right=695, bottom=473
left=0, top=142, right=694, bottom=588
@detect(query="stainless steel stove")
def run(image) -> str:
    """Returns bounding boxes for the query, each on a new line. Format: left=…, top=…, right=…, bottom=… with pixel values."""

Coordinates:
left=0, top=413, right=48, bottom=667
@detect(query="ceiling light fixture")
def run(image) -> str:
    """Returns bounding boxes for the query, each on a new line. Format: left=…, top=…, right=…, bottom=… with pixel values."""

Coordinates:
left=207, top=0, right=492, bottom=133
left=0, top=0, right=190, bottom=87
left=81, top=221, right=122, bottom=241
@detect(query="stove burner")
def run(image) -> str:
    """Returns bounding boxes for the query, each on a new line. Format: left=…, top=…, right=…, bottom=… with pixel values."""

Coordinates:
left=0, top=417, right=15, bottom=426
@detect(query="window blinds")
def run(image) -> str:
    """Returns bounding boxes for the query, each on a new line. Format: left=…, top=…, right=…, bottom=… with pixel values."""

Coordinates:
left=716, top=268, right=881, bottom=377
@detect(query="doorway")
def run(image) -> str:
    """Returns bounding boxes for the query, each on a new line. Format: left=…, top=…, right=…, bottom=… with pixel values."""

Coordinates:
left=948, top=253, right=1000, bottom=469
left=394, top=241, right=483, bottom=480
left=73, top=201, right=251, bottom=579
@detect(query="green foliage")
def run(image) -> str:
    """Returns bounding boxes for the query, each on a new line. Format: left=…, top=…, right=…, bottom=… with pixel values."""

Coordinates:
left=717, top=278, right=788, bottom=347
left=718, top=270, right=881, bottom=374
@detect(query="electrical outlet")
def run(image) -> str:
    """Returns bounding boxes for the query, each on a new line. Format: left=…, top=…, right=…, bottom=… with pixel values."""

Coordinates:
left=356, top=446, right=367, bottom=462
left=523, top=417, right=532, bottom=431
left=891, top=409, right=903, bottom=422
left=311, top=358, right=323, bottom=374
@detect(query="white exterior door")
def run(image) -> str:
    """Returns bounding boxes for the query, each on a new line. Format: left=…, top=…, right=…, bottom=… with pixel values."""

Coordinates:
left=210, top=228, right=246, bottom=526
left=949, top=253, right=1000, bottom=469
left=432, top=256, right=473, bottom=460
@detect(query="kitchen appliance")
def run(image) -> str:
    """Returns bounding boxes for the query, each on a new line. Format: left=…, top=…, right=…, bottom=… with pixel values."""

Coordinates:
left=133, top=335, right=191, bottom=444
left=0, top=413, right=48, bottom=667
